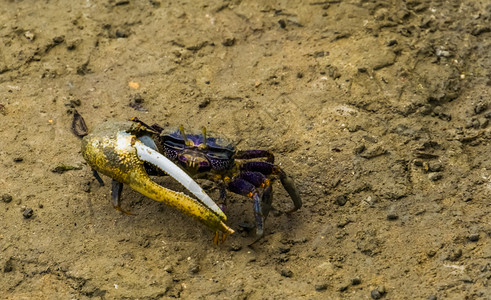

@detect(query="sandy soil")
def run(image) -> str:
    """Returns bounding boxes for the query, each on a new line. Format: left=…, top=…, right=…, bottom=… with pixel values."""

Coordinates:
left=1, top=0, right=490, bottom=299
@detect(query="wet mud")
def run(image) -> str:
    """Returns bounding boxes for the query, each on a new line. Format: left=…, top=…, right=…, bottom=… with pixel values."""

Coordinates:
left=1, top=1, right=490, bottom=299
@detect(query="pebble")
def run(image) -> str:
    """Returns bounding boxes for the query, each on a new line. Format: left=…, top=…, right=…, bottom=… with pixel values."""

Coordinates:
left=387, top=212, right=399, bottom=220
left=465, top=118, right=480, bottom=129
left=2, top=194, right=12, bottom=203
left=427, top=162, right=443, bottom=172
left=315, top=283, right=328, bottom=291
left=280, top=269, right=293, bottom=278
left=222, top=37, right=235, bottom=47
left=69, top=99, right=81, bottom=107
left=351, top=277, right=362, bottom=285
left=429, top=173, right=442, bottom=181
left=474, top=102, right=488, bottom=114
left=23, top=208, right=34, bottom=219
left=163, top=265, right=173, bottom=273
left=3, top=258, right=13, bottom=273
left=335, top=195, right=348, bottom=206
left=371, top=286, right=386, bottom=299
left=468, top=233, right=479, bottom=242
left=446, top=248, right=462, bottom=261
left=189, top=263, right=200, bottom=274
left=480, top=118, right=489, bottom=128
left=371, top=289, right=382, bottom=299
left=24, top=30, right=35, bottom=41
left=228, top=243, right=242, bottom=252
left=338, top=284, right=349, bottom=292
left=427, top=295, right=437, bottom=300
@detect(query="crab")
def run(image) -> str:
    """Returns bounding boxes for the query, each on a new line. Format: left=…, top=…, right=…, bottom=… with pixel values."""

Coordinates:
left=130, top=117, right=302, bottom=239
left=81, top=121, right=234, bottom=243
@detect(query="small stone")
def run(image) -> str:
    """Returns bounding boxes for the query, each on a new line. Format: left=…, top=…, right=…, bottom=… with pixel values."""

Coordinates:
left=115, top=30, right=128, bottom=38
left=53, top=36, right=65, bottom=44
left=315, top=283, right=328, bottom=291
left=426, top=250, right=437, bottom=257
left=139, top=239, right=150, bottom=248
left=429, top=173, right=442, bottom=181
left=359, top=145, right=387, bottom=159
left=354, top=144, right=366, bottom=154
left=371, top=289, right=382, bottom=299
left=468, top=233, right=479, bottom=242
left=465, top=118, right=480, bottom=129
left=387, top=213, right=399, bottom=220
left=189, top=263, right=200, bottom=274
left=371, top=286, right=386, bottom=299
left=446, top=248, right=462, bottom=261
left=280, top=269, right=293, bottom=278
left=2, top=194, right=12, bottom=203
left=13, top=157, right=23, bottom=163
left=3, top=258, right=13, bottom=273
left=23, top=208, right=34, bottom=219
left=163, top=265, right=173, bottom=273
left=222, top=38, right=235, bottom=47
left=428, top=162, right=443, bottom=172
left=335, top=195, right=348, bottom=206
left=228, top=243, right=242, bottom=252
left=480, top=118, right=489, bottom=128
left=474, top=102, right=488, bottom=115
left=386, top=39, right=398, bottom=46
left=278, top=19, right=287, bottom=28
left=24, top=31, right=35, bottom=41
left=351, top=277, right=362, bottom=285
left=198, top=98, right=210, bottom=109
left=427, top=295, right=437, bottom=300
left=339, top=284, right=349, bottom=292
left=69, top=99, right=81, bottom=107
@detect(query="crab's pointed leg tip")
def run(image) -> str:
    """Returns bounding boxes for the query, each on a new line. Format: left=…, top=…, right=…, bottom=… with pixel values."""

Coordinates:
left=221, top=233, right=228, bottom=244
left=114, top=205, right=134, bottom=215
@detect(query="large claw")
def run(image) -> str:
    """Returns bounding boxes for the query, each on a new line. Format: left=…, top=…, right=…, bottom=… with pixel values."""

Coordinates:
left=81, top=121, right=234, bottom=239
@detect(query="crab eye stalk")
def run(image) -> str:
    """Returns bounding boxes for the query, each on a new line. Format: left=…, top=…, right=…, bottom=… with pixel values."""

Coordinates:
left=179, top=125, right=193, bottom=147
left=201, top=126, right=207, bottom=148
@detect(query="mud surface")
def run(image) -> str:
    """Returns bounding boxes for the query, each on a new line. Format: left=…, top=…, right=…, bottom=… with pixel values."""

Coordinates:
left=1, top=1, right=490, bottom=299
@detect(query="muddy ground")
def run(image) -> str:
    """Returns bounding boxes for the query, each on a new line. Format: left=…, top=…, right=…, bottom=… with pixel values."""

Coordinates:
left=1, top=0, right=490, bottom=299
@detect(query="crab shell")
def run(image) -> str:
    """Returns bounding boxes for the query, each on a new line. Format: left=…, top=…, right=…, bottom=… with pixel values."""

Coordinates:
left=81, top=121, right=234, bottom=237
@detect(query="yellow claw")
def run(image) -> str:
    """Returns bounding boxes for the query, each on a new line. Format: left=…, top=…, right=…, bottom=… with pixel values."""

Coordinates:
left=81, top=121, right=234, bottom=238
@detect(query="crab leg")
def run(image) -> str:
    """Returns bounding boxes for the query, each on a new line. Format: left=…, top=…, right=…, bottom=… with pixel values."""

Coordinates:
left=241, top=161, right=302, bottom=212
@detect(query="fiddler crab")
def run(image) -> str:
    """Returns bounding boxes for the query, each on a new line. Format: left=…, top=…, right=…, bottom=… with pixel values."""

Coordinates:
left=81, top=118, right=301, bottom=244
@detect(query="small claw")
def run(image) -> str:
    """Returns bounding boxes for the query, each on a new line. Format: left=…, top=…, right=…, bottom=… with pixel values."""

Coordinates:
left=82, top=121, right=234, bottom=237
